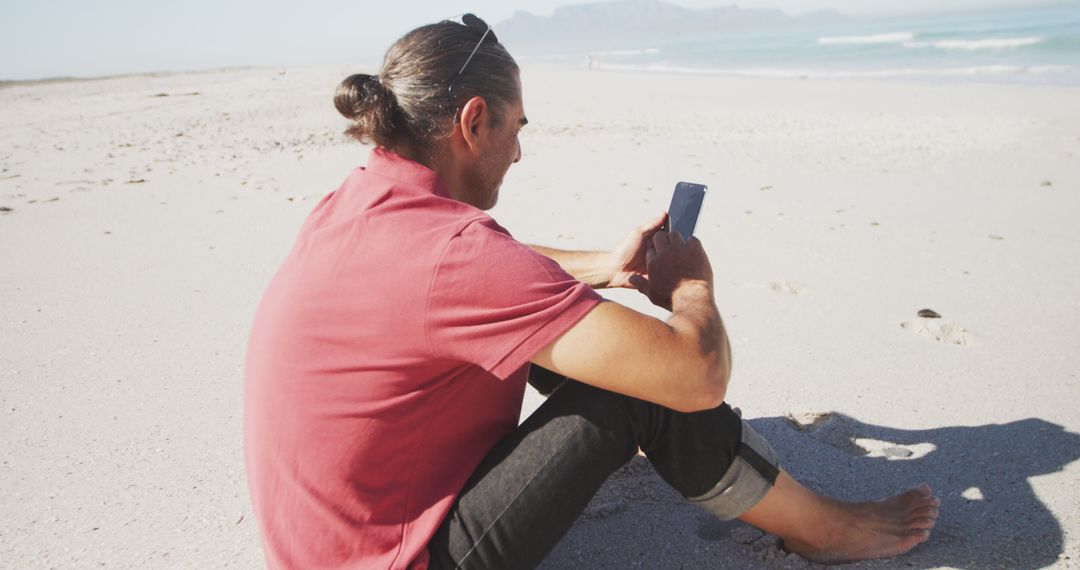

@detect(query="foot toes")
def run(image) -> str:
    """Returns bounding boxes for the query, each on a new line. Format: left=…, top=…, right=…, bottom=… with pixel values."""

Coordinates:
left=898, top=486, right=929, bottom=502
left=907, top=516, right=937, bottom=530
left=908, top=528, right=931, bottom=539
left=910, top=505, right=940, bottom=518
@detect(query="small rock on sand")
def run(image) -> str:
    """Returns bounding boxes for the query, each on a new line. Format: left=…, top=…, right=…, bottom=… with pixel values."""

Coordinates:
left=883, top=446, right=914, bottom=458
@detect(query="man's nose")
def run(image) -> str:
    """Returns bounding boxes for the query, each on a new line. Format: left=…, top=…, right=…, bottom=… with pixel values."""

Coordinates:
left=513, top=140, right=522, bottom=163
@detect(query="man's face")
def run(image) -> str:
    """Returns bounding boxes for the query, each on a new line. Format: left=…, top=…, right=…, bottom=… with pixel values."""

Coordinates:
left=469, top=74, right=526, bottom=210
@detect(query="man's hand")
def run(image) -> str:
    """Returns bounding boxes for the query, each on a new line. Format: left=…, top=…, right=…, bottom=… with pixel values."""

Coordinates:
left=533, top=226, right=729, bottom=413
left=606, top=212, right=667, bottom=291
left=641, top=230, right=714, bottom=311
left=533, top=217, right=730, bottom=413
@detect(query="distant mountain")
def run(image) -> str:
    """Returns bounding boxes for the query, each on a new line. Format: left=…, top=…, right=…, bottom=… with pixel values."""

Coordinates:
left=496, top=0, right=846, bottom=55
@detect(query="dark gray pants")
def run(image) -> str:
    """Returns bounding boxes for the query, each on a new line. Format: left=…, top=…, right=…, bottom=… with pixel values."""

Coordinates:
left=427, top=366, right=780, bottom=569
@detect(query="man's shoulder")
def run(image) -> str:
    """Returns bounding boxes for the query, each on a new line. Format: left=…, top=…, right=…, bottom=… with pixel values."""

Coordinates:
left=436, top=218, right=576, bottom=292
left=452, top=214, right=514, bottom=241
left=442, top=214, right=544, bottom=264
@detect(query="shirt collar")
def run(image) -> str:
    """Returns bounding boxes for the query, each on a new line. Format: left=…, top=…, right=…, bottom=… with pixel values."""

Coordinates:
left=365, top=147, right=451, bottom=199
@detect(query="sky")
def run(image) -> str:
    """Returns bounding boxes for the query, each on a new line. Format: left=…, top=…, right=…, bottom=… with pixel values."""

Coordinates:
left=0, top=0, right=1071, bottom=80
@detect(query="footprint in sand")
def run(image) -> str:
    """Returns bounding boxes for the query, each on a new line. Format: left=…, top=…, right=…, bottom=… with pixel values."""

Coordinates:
left=786, top=412, right=934, bottom=460
left=734, top=281, right=810, bottom=295
left=734, top=530, right=814, bottom=568
left=850, top=437, right=935, bottom=461
left=743, top=280, right=812, bottom=293
left=580, top=498, right=626, bottom=520
left=769, top=281, right=809, bottom=295
left=900, top=309, right=974, bottom=347
left=787, top=411, right=867, bottom=456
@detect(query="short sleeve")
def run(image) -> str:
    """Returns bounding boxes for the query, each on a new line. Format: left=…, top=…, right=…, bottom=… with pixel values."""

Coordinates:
left=426, top=220, right=602, bottom=379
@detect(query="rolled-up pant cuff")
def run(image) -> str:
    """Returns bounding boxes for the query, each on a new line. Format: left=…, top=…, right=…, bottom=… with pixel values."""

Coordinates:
left=687, top=420, right=781, bottom=520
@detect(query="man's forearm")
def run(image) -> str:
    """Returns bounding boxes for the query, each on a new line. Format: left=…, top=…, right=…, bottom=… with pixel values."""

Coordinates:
left=529, top=245, right=613, bottom=288
left=667, top=282, right=732, bottom=404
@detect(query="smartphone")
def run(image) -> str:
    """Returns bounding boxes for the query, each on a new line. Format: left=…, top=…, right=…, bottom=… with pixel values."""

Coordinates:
left=663, top=182, right=708, bottom=238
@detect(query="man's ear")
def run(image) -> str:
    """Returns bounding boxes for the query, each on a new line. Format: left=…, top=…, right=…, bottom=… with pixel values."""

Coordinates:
left=457, top=96, right=488, bottom=154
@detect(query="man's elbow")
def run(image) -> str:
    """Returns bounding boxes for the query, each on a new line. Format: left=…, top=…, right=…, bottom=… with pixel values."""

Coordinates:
left=672, top=359, right=730, bottom=413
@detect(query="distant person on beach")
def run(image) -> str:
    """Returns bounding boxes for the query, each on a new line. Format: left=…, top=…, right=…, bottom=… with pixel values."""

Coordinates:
left=243, top=14, right=940, bottom=570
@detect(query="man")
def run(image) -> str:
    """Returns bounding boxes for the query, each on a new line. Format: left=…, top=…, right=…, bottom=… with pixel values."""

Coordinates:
left=244, top=14, right=939, bottom=569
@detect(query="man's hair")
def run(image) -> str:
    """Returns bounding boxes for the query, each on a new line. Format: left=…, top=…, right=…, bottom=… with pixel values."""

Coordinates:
left=334, top=17, right=519, bottom=150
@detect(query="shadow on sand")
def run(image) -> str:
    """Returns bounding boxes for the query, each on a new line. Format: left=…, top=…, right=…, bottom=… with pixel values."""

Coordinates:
left=542, top=414, right=1080, bottom=569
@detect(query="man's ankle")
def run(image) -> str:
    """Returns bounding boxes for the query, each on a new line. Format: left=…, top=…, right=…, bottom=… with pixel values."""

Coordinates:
left=785, top=498, right=847, bottom=552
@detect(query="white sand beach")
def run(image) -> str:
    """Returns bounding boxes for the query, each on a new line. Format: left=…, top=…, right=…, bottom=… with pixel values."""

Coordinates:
left=2, top=65, right=1079, bottom=568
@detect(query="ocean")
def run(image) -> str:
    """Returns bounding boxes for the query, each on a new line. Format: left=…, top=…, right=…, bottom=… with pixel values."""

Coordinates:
left=578, top=4, right=1080, bottom=85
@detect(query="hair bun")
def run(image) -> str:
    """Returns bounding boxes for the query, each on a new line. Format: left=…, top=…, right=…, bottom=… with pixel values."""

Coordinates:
left=334, top=73, right=400, bottom=147
left=334, top=74, right=389, bottom=120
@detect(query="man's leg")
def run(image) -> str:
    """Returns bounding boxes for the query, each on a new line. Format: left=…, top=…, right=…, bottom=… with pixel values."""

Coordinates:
left=428, top=368, right=939, bottom=569
left=427, top=369, right=771, bottom=569
left=739, top=474, right=939, bottom=564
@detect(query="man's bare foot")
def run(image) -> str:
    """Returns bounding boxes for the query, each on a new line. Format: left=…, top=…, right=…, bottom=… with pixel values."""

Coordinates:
left=782, top=484, right=940, bottom=564
left=739, top=472, right=940, bottom=564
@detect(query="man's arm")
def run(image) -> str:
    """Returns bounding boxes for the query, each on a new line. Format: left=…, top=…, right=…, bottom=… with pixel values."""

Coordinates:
left=528, top=246, right=612, bottom=288
left=530, top=212, right=667, bottom=290
left=532, top=231, right=731, bottom=413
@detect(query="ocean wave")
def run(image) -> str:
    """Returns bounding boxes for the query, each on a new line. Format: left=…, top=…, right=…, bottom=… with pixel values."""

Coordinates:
left=590, top=62, right=1074, bottom=80
left=817, top=32, right=915, bottom=45
left=941, top=64, right=1069, bottom=75
left=903, top=36, right=1046, bottom=50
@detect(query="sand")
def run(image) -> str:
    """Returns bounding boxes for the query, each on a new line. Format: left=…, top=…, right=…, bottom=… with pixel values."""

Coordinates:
left=1, top=65, right=1078, bottom=569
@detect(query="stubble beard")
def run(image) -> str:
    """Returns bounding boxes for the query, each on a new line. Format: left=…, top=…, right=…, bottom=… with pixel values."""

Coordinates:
left=471, top=153, right=507, bottom=211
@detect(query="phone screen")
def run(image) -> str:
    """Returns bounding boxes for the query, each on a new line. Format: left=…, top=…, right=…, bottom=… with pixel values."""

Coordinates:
left=664, top=182, right=708, bottom=238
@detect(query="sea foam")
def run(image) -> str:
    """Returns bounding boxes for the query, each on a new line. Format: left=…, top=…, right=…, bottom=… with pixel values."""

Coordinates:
left=817, top=32, right=915, bottom=45
left=904, top=36, right=1046, bottom=50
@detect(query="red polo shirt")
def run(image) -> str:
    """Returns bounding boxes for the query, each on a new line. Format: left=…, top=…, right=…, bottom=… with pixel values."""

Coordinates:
left=244, top=148, right=601, bottom=569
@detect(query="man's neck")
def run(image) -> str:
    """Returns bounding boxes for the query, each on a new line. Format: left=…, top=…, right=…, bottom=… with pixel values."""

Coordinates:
left=391, top=141, right=469, bottom=205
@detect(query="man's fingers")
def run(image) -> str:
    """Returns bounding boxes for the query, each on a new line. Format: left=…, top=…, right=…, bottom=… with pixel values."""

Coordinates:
left=628, top=274, right=649, bottom=293
left=640, top=211, right=667, bottom=234
left=651, top=229, right=671, bottom=253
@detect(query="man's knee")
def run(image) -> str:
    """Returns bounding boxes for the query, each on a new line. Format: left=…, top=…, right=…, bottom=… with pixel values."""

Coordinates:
left=687, top=420, right=781, bottom=520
